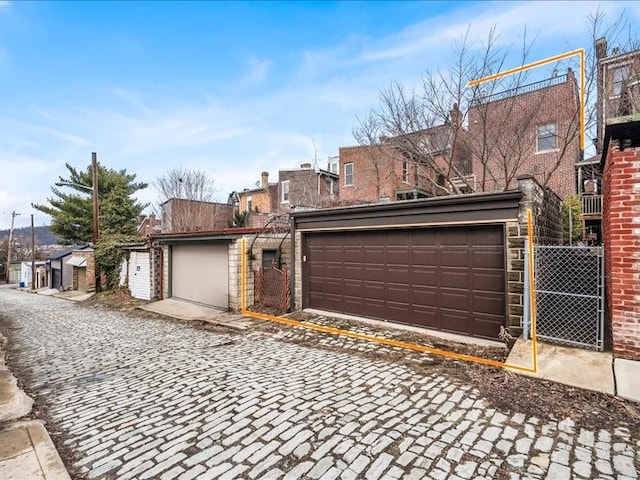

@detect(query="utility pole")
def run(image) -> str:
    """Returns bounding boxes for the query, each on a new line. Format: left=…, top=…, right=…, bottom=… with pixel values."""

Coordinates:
left=92, top=152, right=101, bottom=292
left=6, top=211, right=20, bottom=283
left=30, top=214, right=35, bottom=290
left=92, top=152, right=99, bottom=247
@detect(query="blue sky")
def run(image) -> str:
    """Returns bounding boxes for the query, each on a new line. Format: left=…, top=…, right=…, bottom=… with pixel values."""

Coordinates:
left=1, top=1, right=639, bottom=230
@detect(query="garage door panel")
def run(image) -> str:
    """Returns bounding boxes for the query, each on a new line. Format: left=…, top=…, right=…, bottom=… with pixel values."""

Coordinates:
left=364, top=265, right=385, bottom=281
left=172, top=243, right=228, bottom=309
left=473, top=270, right=504, bottom=291
left=304, top=225, right=505, bottom=340
left=412, top=266, right=437, bottom=286
left=440, top=310, right=471, bottom=334
left=473, top=292, right=505, bottom=315
left=473, top=249, right=504, bottom=268
left=412, top=247, right=438, bottom=265
left=440, top=268, right=470, bottom=288
left=321, top=278, right=343, bottom=295
left=387, top=247, right=409, bottom=264
left=473, top=315, right=505, bottom=337
left=412, top=287, right=438, bottom=307
left=440, top=288, right=470, bottom=310
left=363, top=281, right=384, bottom=298
left=387, top=284, right=410, bottom=303
left=387, top=302, right=411, bottom=320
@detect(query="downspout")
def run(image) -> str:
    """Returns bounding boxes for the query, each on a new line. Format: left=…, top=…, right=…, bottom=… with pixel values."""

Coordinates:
left=148, top=236, right=164, bottom=300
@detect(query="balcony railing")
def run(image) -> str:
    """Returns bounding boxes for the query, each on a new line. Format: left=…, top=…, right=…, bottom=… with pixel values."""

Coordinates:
left=582, top=194, right=602, bottom=216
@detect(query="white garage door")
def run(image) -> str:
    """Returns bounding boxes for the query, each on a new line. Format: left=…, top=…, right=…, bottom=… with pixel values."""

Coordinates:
left=171, top=243, right=229, bottom=309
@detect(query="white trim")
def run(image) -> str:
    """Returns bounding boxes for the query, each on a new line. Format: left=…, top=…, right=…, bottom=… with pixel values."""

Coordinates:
left=281, top=180, right=290, bottom=204
left=344, top=162, right=354, bottom=186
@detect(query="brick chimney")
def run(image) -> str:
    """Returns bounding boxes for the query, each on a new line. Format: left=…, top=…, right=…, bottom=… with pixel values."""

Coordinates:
left=450, top=103, right=462, bottom=128
left=261, top=171, right=269, bottom=188
left=596, top=37, right=608, bottom=152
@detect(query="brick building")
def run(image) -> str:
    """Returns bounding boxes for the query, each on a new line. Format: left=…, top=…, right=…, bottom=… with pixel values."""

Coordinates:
left=601, top=114, right=640, bottom=361
left=338, top=115, right=472, bottom=205
left=468, top=71, right=581, bottom=198
left=237, top=172, right=279, bottom=216
left=237, top=165, right=338, bottom=217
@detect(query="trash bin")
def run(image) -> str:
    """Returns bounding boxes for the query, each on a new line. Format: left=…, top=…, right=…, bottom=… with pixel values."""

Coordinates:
left=19, top=282, right=25, bottom=288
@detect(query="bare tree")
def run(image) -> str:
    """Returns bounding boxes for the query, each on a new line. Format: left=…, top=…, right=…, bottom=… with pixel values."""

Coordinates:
left=155, top=167, right=227, bottom=233
left=354, top=26, right=585, bottom=198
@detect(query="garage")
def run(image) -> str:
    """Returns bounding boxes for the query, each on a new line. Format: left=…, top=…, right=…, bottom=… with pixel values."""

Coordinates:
left=292, top=190, right=532, bottom=341
left=171, top=242, right=229, bottom=309
left=304, top=225, right=505, bottom=339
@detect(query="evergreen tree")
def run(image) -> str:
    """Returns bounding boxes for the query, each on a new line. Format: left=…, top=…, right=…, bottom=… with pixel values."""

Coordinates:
left=33, top=163, right=148, bottom=245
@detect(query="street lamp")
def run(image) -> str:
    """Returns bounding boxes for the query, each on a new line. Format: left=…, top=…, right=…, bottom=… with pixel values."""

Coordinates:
left=56, top=152, right=99, bottom=247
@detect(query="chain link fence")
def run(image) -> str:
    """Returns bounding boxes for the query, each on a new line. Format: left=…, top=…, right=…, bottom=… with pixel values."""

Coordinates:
left=532, top=245, right=604, bottom=350
left=253, top=266, right=290, bottom=312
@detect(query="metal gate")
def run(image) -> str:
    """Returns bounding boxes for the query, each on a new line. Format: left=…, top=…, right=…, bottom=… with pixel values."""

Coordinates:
left=533, top=245, right=604, bottom=350
left=253, top=266, right=290, bottom=312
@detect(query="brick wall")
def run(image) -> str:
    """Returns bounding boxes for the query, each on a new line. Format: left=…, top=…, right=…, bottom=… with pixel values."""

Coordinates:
left=279, top=169, right=338, bottom=212
left=239, top=185, right=278, bottom=214
left=603, top=141, right=640, bottom=360
left=468, top=73, right=580, bottom=199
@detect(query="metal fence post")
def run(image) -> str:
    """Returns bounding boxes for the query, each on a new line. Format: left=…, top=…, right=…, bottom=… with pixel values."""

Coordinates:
left=523, top=236, right=530, bottom=341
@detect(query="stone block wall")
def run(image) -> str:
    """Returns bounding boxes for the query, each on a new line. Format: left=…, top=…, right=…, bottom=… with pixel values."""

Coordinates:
left=603, top=139, right=640, bottom=360
left=506, top=175, right=563, bottom=331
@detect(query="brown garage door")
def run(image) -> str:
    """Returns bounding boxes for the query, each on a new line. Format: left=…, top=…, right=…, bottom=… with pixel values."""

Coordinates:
left=304, top=225, right=505, bottom=339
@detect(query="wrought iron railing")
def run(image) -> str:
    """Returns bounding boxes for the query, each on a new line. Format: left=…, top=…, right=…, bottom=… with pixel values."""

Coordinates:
left=472, top=74, right=568, bottom=105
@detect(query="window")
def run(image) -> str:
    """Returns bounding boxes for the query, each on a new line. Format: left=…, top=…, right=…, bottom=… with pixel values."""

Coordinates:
left=537, top=123, right=557, bottom=152
left=402, top=161, right=410, bottom=183
left=329, top=161, right=339, bottom=174
left=612, top=66, right=629, bottom=97
left=281, top=180, right=290, bottom=203
left=344, top=163, right=354, bottom=186
left=262, top=249, right=279, bottom=269
left=246, top=196, right=253, bottom=212
left=326, top=178, right=334, bottom=195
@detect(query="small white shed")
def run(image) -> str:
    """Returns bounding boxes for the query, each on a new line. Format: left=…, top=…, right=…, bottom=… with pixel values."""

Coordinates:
left=119, top=246, right=151, bottom=300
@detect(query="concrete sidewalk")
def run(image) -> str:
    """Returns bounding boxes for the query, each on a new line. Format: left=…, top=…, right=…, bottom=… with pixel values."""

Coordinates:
left=139, top=298, right=265, bottom=330
left=0, top=421, right=71, bottom=480
left=506, top=338, right=640, bottom=403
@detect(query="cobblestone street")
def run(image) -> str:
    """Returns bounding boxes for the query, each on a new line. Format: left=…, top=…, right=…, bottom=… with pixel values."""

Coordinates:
left=0, top=289, right=639, bottom=480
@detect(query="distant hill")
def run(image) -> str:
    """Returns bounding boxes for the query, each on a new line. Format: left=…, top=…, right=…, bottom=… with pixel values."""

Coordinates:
left=0, top=225, right=60, bottom=245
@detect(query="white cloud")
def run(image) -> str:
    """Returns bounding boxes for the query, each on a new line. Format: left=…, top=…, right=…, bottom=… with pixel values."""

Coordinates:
left=240, top=56, right=271, bottom=87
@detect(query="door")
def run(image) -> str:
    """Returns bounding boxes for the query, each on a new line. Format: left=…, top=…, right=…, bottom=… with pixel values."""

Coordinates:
left=171, top=243, right=229, bottom=309
left=128, top=251, right=151, bottom=300
left=77, top=268, right=87, bottom=291
left=52, top=268, right=62, bottom=289
left=304, top=225, right=505, bottom=339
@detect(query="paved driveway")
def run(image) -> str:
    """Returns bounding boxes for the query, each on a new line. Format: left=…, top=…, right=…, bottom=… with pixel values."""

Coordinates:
left=0, top=289, right=638, bottom=480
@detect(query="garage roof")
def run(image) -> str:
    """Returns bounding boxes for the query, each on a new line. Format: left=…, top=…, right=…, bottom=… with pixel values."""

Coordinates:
left=66, top=256, right=87, bottom=267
